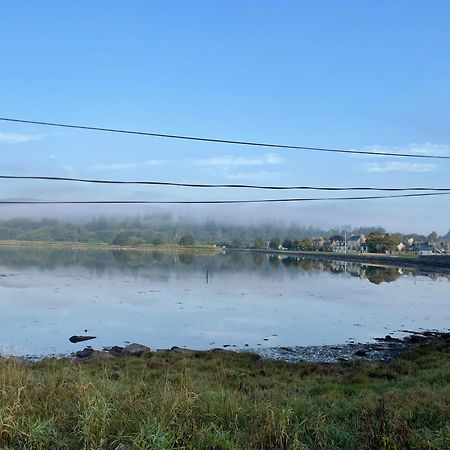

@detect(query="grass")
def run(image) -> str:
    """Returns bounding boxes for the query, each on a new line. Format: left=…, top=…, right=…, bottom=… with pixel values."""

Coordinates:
left=0, top=342, right=449, bottom=449
left=0, top=240, right=220, bottom=253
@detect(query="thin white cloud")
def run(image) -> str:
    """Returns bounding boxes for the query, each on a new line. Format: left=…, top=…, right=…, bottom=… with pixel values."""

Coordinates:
left=222, top=170, right=287, bottom=181
left=0, top=131, right=42, bottom=143
left=192, top=153, right=284, bottom=167
left=364, top=162, right=437, bottom=173
left=90, top=160, right=163, bottom=170
left=359, top=143, right=449, bottom=158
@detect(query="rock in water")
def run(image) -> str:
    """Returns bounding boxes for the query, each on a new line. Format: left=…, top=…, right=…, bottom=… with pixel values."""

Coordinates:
left=75, top=348, right=114, bottom=360
left=91, top=350, right=114, bottom=360
left=108, top=345, right=124, bottom=357
left=123, top=343, right=151, bottom=356
left=76, top=347, right=94, bottom=358
left=69, top=335, right=96, bottom=343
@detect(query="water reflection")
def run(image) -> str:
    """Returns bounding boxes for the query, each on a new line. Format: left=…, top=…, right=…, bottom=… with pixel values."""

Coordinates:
left=365, top=266, right=401, bottom=284
left=0, top=247, right=448, bottom=356
left=0, top=247, right=448, bottom=284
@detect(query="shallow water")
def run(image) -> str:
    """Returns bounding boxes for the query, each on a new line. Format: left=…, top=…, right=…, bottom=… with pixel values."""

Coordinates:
left=0, top=247, right=448, bottom=357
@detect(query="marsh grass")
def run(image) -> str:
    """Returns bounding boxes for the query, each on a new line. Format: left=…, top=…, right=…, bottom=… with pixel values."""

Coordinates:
left=0, top=342, right=449, bottom=449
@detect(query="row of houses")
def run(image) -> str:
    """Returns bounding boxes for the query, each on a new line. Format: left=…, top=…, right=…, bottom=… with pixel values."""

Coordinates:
left=313, top=234, right=449, bottom=255
left=408, top=241, right=449, bottom=256
left=309, top=234, right=366, bottom=253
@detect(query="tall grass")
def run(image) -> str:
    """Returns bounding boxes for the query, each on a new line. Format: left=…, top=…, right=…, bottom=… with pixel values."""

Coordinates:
left=0, top=342, right=449, bottom=449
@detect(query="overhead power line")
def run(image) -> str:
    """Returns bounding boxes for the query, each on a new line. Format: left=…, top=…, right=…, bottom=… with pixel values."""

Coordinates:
left=1, top=116, right=448, bottom=160
left=1, top=174, right=449, bottom=192
left=1, top=192, right=449, bottom=205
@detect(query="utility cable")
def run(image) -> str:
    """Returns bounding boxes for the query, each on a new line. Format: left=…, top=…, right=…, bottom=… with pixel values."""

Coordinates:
left=1, top=117, right=448, bottom=159
left=0, top=174, right=449, bottom=192
left=1, top=191, right=449, bottom=205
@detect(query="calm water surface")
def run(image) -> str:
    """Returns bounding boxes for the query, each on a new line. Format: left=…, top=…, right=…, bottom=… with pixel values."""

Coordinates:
left=0, top=247, right=448, bottom=356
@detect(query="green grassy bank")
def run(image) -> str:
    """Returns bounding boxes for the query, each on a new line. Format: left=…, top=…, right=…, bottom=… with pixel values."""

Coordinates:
left=0, top=240, right=220, bottom=253
left=0, top=342, right=449, bottom=449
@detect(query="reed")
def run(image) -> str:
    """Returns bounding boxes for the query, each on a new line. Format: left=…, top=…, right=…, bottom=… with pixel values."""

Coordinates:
left=0, top=342, right=448, bottom=449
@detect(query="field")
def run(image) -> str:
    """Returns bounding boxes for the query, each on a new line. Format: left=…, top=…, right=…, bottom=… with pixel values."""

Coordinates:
left=0, top=240, right=220, bottom=253
left=0, top=342, right=449, bottom=449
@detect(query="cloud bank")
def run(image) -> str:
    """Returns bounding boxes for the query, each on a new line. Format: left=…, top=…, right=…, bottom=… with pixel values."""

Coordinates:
left=90, top=160, right=163, bottom=170
left=192, top=153, right=284, bottom=167
left=364, top=162, right=437, bottom=173
left=0, top=131, right=42, bottom=143
left=360, top=143, right=449, bottom=157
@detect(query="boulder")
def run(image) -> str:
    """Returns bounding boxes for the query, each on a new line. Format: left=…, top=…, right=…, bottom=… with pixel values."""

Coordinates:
left=91, top=350, right=114, bottom=360
left=374, top=335, right=402, bottom=343
left=76, top=347, right=94, bottom=358
left=123, top=343, right=151, bottom=356
left=108, top=346, right=125, bottom=357
left=75, top=348, right=115, bottom=360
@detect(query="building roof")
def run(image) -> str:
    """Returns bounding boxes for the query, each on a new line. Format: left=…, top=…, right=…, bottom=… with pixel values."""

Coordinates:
left=414, top=242, right=433, bottom=250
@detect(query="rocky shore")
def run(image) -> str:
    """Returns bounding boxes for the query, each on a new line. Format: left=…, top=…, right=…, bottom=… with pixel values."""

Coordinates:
left=250, top=330, right=450, bottom=363
left=69, top=330, right=450, bottom=364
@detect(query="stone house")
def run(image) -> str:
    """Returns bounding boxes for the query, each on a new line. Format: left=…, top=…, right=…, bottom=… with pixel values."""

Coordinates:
left=346, top=234, right=366, bottom=253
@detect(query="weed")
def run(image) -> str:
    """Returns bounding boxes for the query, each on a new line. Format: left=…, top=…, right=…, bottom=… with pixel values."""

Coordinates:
left=0, top=342, right=448, bottom=449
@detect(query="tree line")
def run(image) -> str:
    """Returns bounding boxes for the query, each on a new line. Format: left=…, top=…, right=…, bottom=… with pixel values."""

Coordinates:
left=0, top=217, right=447, bottom=248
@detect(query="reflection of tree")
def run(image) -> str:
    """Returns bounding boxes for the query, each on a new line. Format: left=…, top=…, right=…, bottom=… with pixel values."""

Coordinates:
left=152, top=252, right=166, bottom=263
left=268, top=256, right=280, bottom=267
left=112, top=250, right=134, bottom=265
left=178, top=252, right=195, bottom=265
left=365, top=266, right=402, bottom=284
left=281, top=257, right=296, bottom=268
left=0, top=247, right=448, bottom=285
left=230, top=252, right=244, bottom=264
left=299, top=259, right=313, bottom=272
left=254, top=254, right=264, bottom=266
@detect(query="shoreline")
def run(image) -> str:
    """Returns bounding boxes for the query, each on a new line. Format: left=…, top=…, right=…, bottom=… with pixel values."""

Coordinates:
left=250, top=330, right=450, bottom=363
left=228, top=248, right=450, bottom=271
left=4, top=330, right=449, bottom=364
left=1, top=239, right=449, bottom=270
left=67, top=330, right=450, bottom=364
left=0, top=239, right=221, bottom=253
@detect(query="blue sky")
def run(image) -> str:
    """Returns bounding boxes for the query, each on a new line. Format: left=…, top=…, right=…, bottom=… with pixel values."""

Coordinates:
left=0, top=1, right=449, bottom=233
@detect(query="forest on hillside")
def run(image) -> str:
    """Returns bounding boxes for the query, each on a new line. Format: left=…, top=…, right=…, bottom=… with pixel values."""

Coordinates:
left=0, top=216, right=447, bottom=248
